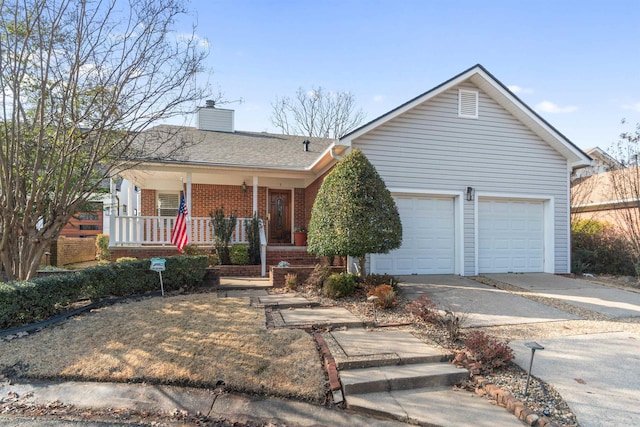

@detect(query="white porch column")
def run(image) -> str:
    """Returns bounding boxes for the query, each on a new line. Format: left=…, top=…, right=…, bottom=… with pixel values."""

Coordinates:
left=126, top=180, right=134, bottom=242
left=252, top=176, right=258, bottom=215
left=109, top=177, right=115, bottom=246
left=186, top=172, right=192, bottom=242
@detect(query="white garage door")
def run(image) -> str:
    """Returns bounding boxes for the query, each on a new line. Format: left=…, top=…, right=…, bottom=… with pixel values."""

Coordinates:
left=372, top=196, right=455, bottom=275
left=478, top=199, right=544, bottom=273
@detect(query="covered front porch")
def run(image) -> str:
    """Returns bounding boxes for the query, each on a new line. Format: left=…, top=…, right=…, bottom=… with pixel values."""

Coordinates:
left=108, top=162, right=331, bottom=275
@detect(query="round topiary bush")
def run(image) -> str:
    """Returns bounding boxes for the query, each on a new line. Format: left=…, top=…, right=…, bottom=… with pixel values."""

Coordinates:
left=322, top=272, right=357, bottom=298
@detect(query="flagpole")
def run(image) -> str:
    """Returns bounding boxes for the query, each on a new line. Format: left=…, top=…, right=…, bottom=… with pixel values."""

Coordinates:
left=186, top=173, right=192, bottom=245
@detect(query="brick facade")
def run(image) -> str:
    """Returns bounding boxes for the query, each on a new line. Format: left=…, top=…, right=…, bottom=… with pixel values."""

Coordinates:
left=59, top=202, right=104, bottom=238
left=270, top=265, right=344, bottom=288
left=191, top=184, right=267, bottom=218
left=142, top=185, right=270, bottom=220
left=141, top=189, right=156, bottom=216
left=294, top=188, right=306, bottom=230
left=110, top=246, right=180, bottom=261
left=50, top=236, right=97, bottom=266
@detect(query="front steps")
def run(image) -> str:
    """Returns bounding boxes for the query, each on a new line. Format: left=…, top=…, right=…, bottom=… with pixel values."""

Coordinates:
left=324, top=328, right=470, bottom=424
left=340, top=363, right=469, bottom=395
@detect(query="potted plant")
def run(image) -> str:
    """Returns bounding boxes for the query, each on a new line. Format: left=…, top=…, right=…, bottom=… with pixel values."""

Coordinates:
left=293, top=227, right=308, bottom=246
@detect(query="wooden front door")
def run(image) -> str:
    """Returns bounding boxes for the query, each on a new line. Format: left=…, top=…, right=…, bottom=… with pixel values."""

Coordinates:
left=269, top=190, right=292, bottom=244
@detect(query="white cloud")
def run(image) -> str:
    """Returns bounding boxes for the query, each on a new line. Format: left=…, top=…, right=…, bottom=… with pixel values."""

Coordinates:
left=372, top=94, right=384, bottom=103
left=175, top=33, right=210, bottom=50
left=535, top=101, right=578, bottom=114
left=622, top=102, right=640, bottom=112
left=507, top=85, right=534, bottom=95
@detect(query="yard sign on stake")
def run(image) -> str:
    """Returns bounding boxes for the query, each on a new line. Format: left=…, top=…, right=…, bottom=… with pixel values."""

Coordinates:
left=150, top=258, right=167, bottom=296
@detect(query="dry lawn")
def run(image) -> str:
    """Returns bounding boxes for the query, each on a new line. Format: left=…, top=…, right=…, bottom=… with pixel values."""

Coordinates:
left=0, top=293, right=326, bottom=403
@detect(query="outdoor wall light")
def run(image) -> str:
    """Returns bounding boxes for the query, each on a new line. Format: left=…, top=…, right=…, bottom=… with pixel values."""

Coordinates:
left=242, top=180, right=247, bottom=193
left=466, top=186, right=475, bottom=201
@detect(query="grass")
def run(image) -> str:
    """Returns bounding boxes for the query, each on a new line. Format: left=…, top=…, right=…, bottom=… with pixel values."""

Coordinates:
left=0, top=292, right=326, bottom=403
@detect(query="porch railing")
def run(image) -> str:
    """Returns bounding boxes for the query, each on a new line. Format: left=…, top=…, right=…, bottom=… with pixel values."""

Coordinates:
left=109, top=216, right=255, bottom=246
left=109, top=216, right=268, bottom=276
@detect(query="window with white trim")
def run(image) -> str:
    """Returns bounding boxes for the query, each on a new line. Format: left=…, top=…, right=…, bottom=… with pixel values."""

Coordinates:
left=458, top=89, right=478, bottom=119
left=157, top=193, right=180, bottom=216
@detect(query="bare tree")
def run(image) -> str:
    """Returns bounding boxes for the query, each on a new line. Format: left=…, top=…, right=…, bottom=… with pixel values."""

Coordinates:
left=271, top=87, right=365, bottom=138
left=0, top=0, right=209, bottom=280
left=607, top=121, right=640, bottom=274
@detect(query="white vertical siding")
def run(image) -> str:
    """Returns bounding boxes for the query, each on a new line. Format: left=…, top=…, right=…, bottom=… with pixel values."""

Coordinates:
left=352, top=82, right=570, bottom=275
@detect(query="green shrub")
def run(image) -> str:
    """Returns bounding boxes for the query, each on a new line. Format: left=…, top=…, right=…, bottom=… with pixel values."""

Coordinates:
left=115, top=257, right=137, bottom=263
left=245, top=213, right=262, bottom=265
left=182, top=244, right=206, bottom=256
left=210, top=207, right=237, bottom=265
left=230, top=244, right=249, bottom=265
left=463, top=331, right=514, bottom=371
left=323, top=273, right=357, bottom=298
left=96, top=234, right=110, bottom=260
left=207, top=253, right=219, bottom=266
left=0, top=255, right=208, bottom=329
left=571, top=219, right=635, bottom=276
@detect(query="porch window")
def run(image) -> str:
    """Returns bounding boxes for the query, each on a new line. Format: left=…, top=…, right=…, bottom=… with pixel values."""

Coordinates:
left=157, top=193, right=180, bottom=216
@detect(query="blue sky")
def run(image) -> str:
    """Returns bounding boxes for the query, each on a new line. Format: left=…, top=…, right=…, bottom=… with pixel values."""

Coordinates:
left=178, top=0, right=640, bottom=151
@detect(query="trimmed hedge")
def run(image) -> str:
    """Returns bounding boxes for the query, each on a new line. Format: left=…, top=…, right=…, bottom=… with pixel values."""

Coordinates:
left=0, top=255, right=208, bottom=329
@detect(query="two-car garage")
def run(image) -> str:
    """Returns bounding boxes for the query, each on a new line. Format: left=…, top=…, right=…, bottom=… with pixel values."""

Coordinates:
left=371, top=195, right=547, bottom=276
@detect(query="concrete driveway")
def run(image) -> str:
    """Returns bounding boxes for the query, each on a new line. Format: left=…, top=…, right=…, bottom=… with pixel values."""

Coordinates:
left=486, top=273, right=640, bottom=318
left=398, top=273, right=640, bottom=427
left=398, top=274, right=579, bottom=327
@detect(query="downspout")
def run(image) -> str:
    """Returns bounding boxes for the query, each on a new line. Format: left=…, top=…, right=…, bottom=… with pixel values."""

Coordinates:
left=330, top=145, right=344, bottom=160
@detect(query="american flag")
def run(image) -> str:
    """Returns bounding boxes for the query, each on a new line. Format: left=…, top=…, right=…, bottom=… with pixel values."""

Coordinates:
left=171, top=194, right=189, bottom=253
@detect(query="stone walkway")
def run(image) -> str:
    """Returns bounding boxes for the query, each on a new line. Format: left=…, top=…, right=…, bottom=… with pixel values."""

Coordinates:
left=244, top=292, right=523, bottom=426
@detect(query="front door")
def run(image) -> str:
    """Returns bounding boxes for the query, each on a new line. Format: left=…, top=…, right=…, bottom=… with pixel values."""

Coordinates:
left=269, top=190, right=291, bottom=244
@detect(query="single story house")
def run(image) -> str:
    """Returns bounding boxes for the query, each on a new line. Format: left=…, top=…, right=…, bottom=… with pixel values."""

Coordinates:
left=111, top=64, right=591, bottom=276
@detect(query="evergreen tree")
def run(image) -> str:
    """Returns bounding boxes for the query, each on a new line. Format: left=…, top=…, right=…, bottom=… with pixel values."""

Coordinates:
left=307, top=149, right=402, bottom=275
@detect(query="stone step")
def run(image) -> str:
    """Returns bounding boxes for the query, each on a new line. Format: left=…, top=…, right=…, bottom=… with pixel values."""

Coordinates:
left=254, top=294, right=320, bottom=309
left=275, top=306, right=364, bottom=329
left=340, top=362, right=468, bottom=395
left=338, top=352, right=450, bottom=370
left=345, top=387, right=523, bottom=426
left=328, top=329, right=451, bottom=370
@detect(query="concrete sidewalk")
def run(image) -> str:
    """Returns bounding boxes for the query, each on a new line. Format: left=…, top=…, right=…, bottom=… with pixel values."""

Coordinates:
left=486, top=273, right=640, bottom=318
left=1, top=379, right=409, bottom=427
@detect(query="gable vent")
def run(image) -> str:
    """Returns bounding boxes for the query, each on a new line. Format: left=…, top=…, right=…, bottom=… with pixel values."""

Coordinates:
left=458, top=89, right=478, bottom=119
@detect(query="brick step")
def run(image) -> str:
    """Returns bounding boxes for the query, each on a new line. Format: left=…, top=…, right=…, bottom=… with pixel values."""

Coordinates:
left=340, top=362, right=468, bottom=395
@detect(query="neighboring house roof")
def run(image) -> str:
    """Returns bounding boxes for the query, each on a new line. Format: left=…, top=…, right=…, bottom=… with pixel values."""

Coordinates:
left=136, top=125, right=334, bottom=170
left=571, top=166, right=640, bottom=212
left=339, top=64, right=591, bottom=168
left=584, top=146, right=622, bottom=169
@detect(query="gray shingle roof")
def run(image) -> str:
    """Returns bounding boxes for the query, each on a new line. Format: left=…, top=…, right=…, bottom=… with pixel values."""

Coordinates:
left=137, top=125, right=334, bottom=170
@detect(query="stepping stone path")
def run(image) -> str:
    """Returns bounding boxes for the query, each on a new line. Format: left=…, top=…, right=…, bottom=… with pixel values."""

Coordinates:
left=219, top=288, right=523, bottom=426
